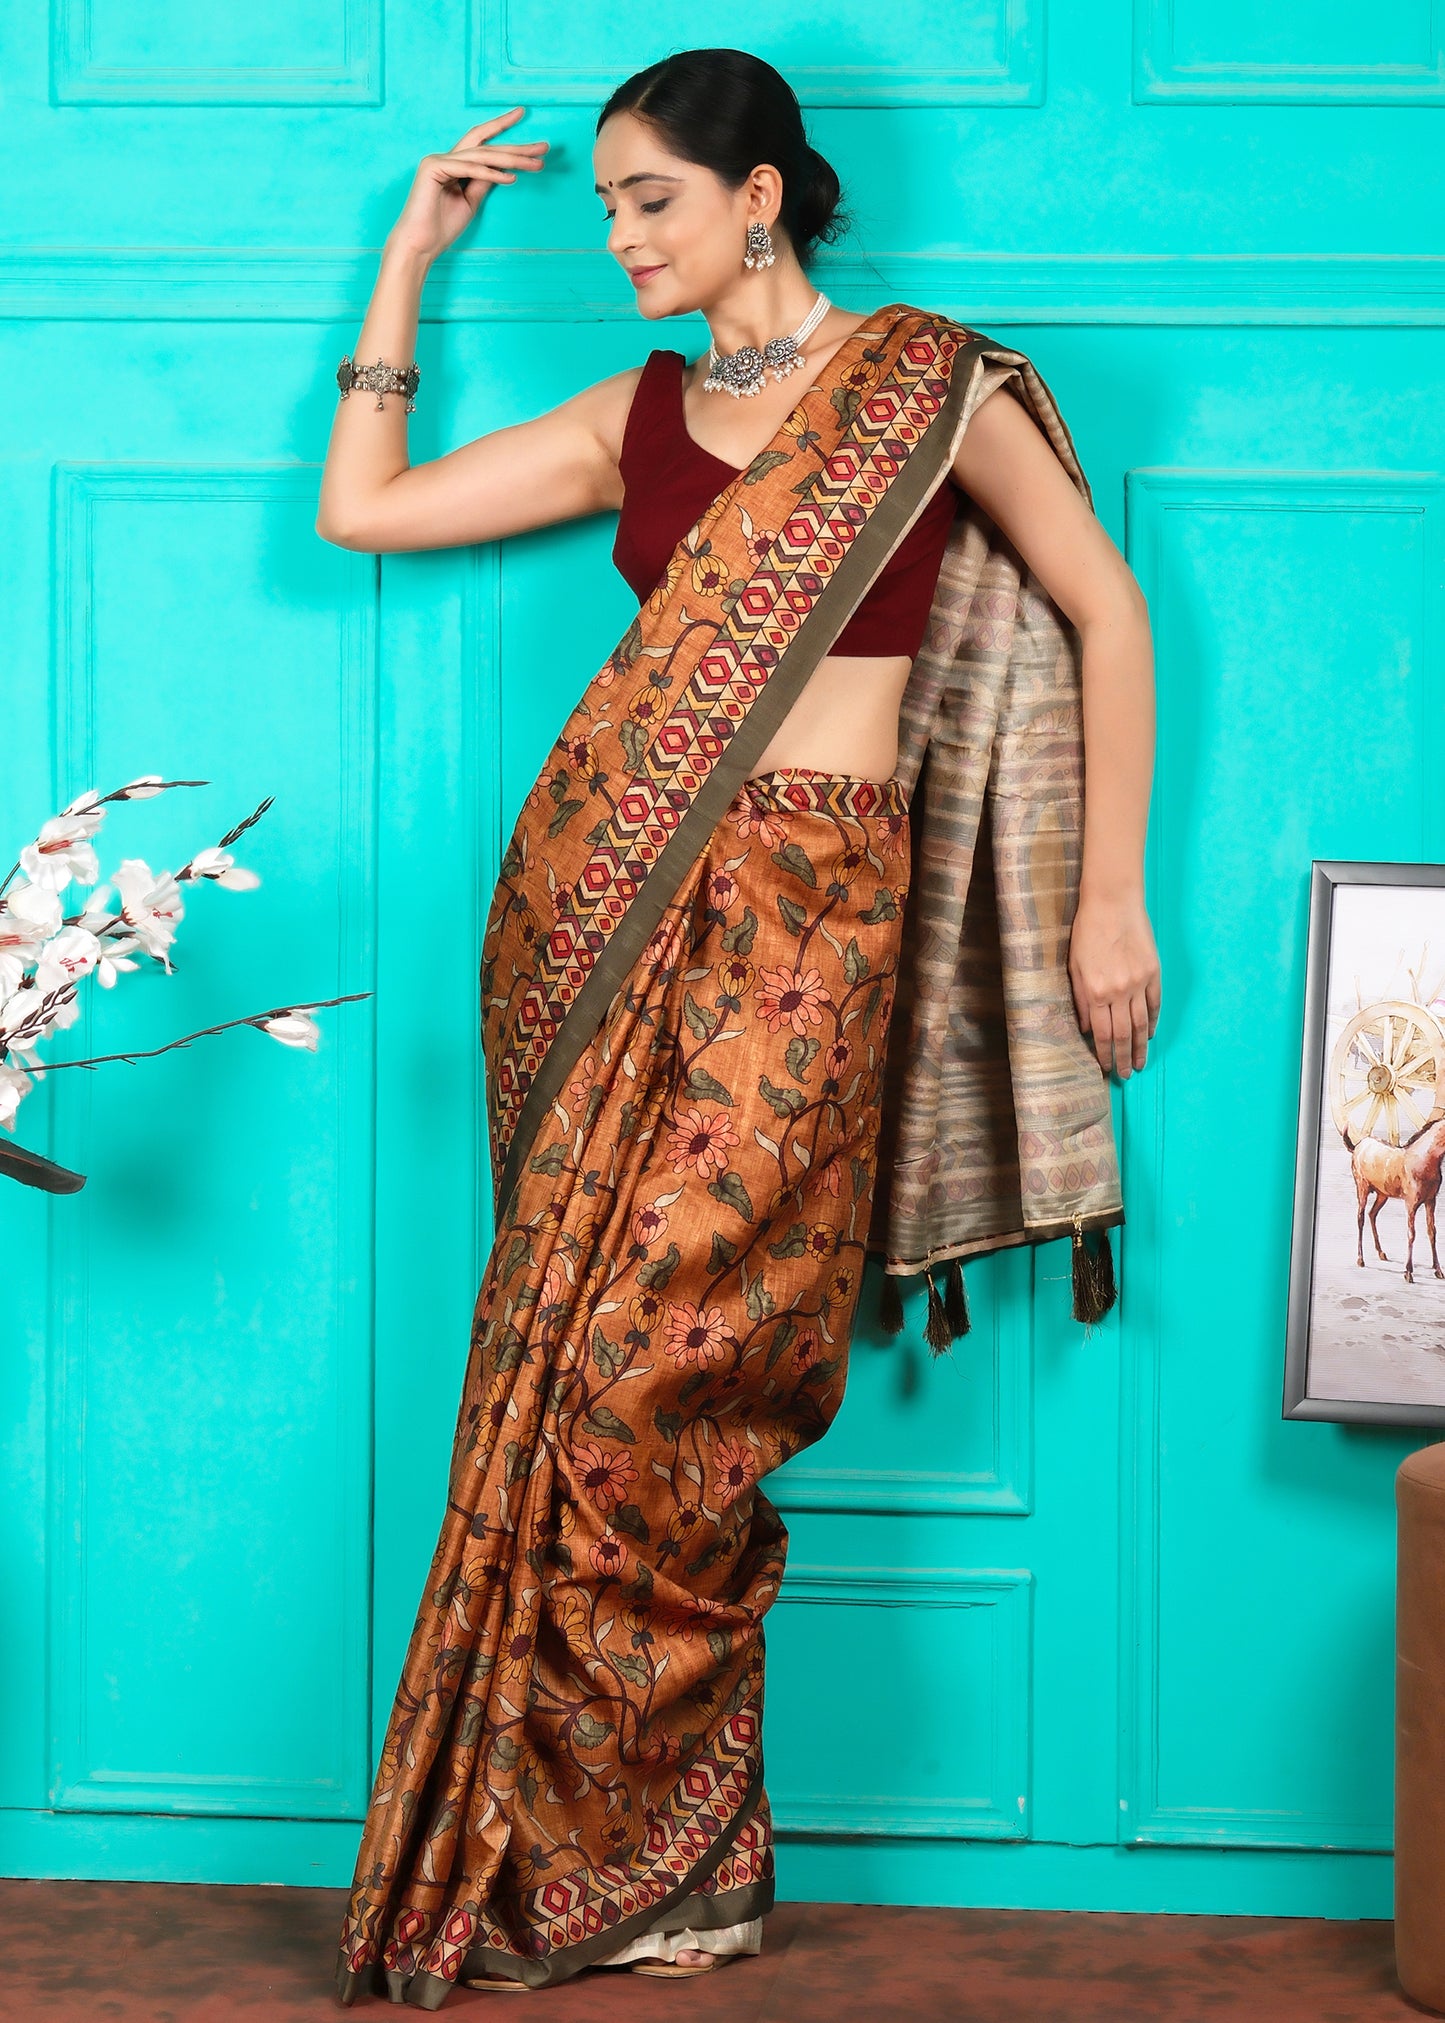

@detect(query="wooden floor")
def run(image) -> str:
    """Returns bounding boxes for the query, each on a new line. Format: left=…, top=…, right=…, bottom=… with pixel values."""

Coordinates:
left=2, top=1880, right=1438, bottom=2021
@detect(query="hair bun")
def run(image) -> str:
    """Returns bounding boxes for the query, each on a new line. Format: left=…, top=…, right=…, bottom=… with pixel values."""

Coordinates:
left=794, top=141, right=846, bottom=258
left=597, top=50, right=853, bottom=268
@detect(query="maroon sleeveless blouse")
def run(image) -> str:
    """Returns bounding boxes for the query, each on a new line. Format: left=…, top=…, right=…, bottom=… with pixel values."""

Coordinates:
left=612, top=349, right=957, bottom=659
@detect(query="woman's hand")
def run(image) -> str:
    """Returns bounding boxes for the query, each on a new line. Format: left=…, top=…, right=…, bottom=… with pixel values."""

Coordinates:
left=1069, top=889, right=1161, bottom=1079
left=387, top=107, right=550, bottom=266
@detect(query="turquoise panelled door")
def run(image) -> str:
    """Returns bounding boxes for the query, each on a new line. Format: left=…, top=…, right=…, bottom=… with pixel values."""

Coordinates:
left=2, top=2, right=1440, bottom=1917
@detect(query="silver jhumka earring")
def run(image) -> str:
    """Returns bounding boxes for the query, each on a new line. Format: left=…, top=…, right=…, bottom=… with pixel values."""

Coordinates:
left=701, top=288, right=832, bottom=398
left=742, top=220, right=776, bottom=270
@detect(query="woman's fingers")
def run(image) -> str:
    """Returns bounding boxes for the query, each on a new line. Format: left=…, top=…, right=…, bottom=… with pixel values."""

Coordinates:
left=1089, top=984, right=1157, bottom=1077
left=1091, top=997, right=1121, bottom=1077
left=427, top=146, right=548, bottom=182
left=1128, top=987, right=1152, bottom=1070
left=426, top=155, right=521, bottom=186
left=452, top=107, right=528, bottom=148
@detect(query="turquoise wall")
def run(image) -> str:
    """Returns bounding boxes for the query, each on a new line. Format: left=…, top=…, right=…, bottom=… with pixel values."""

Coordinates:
left=4, top=1, right=1440, bottom=1918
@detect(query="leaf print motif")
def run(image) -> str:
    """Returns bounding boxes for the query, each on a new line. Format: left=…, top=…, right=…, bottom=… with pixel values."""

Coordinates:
left=337, top=757, right=913, bottom=2004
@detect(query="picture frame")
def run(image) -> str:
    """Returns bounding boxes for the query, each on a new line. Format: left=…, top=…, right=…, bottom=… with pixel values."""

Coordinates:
left=1284, top=861, right=1445, bottom=1424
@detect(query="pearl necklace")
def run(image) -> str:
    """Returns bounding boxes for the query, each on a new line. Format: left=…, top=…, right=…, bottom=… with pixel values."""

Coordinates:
left=701, top=291, right=832, bottom=398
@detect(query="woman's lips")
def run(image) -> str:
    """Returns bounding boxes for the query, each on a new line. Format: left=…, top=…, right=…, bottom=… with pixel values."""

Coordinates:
left=630, top=265, right=664, bottom=286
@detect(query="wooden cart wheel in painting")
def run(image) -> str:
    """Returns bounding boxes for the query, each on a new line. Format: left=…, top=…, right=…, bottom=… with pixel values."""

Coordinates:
left=1328, top=1000, right=1445, bottom=1148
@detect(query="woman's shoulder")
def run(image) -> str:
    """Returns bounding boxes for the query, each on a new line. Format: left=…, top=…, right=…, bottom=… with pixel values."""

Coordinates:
left=563, top=350, right=685, bottom=471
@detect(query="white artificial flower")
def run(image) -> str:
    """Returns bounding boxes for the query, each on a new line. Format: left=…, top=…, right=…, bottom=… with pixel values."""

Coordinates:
left=119, top=775, right=166, bottom=799
left=262, top=1010, right=321, bottom=1051
left=0, top=1063, right=33, bottom=1132
left=34, top=925, right=104, bottom=987
left=189, top=845, right=260, bottom=891
left=95, top=935, right=142, bottom=989
left=58, top=790, right=106, bottom=834
left=19, top=816, right=101, bottom=894
left=0, top=880, right=64, bottom=952
left=75, top=885, right=115, bottom=930
left=111, top=858, right=185, bottom=970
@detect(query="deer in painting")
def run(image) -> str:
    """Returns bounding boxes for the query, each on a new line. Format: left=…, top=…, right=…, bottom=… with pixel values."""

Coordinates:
left=1344, top=1114, right=1445, bottom=1284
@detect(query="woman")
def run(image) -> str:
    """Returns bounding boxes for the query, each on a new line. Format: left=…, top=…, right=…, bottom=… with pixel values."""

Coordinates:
left=321, top=48, right=1159, bottom=2005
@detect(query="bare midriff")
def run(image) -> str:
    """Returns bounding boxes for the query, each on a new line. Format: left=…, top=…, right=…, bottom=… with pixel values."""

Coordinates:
left=748, top=651, right=913, bottom=784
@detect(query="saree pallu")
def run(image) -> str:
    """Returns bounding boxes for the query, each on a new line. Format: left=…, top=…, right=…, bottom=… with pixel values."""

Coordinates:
left=335, top=767, right=909, bottom=2001
left=336, top=304, right=1045, bottom=2005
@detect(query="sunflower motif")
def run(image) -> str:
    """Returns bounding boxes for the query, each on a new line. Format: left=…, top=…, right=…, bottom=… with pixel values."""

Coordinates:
left=666, top=1501, right=705, bottom=1547
left=704, top=867, right=738, bottom=913
left=753, top=964, right=832, bottom=1037
left=831, top=840, right=867, bottom=888
left=824, top=1266, right=856, bottom=1309
left=572, top=1441, right=639, bottom=1514
left=497, top=1617, right=536, bottom=1689
left=875, top=809, right=909, bottom=858
left=589, top=1531, right=626, bottom=1577
left=532, top=1196, right=567, bottom=1239
left=712, top=1439, right=758, bottom=1507
left=632, top=1202, right=669, bottom=1248
left=628, top=1287, right=666, bottom=1335
left=565, top=1054, right=596, bottom=1112
left=690, top=551, right=729, bottom=595
left=717, top=954, right=754, bottom=1001
left=728, top=799, right=788, bottom=847
left=627, top=686, right=670, bottom=732
left=792, top=1330, right=821, bottom=1372
left=803, top=1224, right=840, bottom=1262
left=664, top=1106, right=740, bottom=1179
left=663, top=1301, right=737, bottom=1369
left=642, top=909, right=688, bottom=973
left=838, top=358, right=878, bottom=396
left=560, top=736, right=599, bottom=779
left=644, top=547, right=690, bottom=617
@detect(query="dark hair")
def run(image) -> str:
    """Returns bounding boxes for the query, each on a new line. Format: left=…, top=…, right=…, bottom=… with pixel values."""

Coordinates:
left=595, top=48, right=850, bottom=269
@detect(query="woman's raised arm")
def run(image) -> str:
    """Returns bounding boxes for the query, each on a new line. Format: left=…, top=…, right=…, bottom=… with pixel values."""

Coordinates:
left=316, top=109, right=631, bottom=555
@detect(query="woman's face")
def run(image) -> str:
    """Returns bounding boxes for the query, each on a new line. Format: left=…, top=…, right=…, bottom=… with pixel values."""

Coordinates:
left=593, top=110, right=779, bottom=318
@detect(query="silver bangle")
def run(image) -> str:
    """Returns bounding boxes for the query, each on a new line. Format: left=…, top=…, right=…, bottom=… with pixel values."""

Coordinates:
left=336, top=354, right=420, bottom=412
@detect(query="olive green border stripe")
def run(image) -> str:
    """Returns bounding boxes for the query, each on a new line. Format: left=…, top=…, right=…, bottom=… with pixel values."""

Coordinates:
left=495, top=328, right=989, bottom=1228
left=413, top=1738, right=767, bottom=2000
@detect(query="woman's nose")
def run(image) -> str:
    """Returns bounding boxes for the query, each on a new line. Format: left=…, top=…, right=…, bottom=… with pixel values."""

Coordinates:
left=606, top=215, right=639, bottom=259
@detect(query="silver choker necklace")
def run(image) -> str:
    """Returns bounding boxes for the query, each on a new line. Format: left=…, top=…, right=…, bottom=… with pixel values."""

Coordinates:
left=702, top=291, right=832, bottom=398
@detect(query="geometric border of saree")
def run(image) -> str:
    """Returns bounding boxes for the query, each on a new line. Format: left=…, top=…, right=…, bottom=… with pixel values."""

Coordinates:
left=345, top=1700, right=768, bottom=2004
left=484, top=306, right=988, bottom=1231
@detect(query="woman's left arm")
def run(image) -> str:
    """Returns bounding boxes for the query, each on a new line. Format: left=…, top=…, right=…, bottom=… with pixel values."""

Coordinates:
left=951, top=383, right=1161, bottom=1079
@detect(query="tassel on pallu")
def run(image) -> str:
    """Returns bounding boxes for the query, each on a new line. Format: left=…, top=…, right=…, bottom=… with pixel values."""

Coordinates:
left=875, top=1256, right=971, bottom=1354
left=1071, top=1212, right=1117, bottom=1326
left=876, top=1224, right=1118, bottom=1348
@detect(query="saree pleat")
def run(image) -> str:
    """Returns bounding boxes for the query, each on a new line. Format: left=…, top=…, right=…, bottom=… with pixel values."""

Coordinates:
left=336, top=765, right=911, bottom=2005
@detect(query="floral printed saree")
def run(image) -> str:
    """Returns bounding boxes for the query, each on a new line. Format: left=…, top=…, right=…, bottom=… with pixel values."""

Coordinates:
left=334, top=305, right=1046, bottom=2005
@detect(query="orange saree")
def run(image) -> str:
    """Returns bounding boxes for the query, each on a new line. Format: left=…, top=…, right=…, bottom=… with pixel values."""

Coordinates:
left=334, top=306, right=984, bottom=2005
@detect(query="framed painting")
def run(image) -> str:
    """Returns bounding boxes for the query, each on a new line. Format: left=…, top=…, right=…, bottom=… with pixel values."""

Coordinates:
left=1285, top=862, right=1445, bottom=1424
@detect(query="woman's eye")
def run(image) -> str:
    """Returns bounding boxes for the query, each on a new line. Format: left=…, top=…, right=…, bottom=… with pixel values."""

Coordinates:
left=602, top=201, right=669, bottom=221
